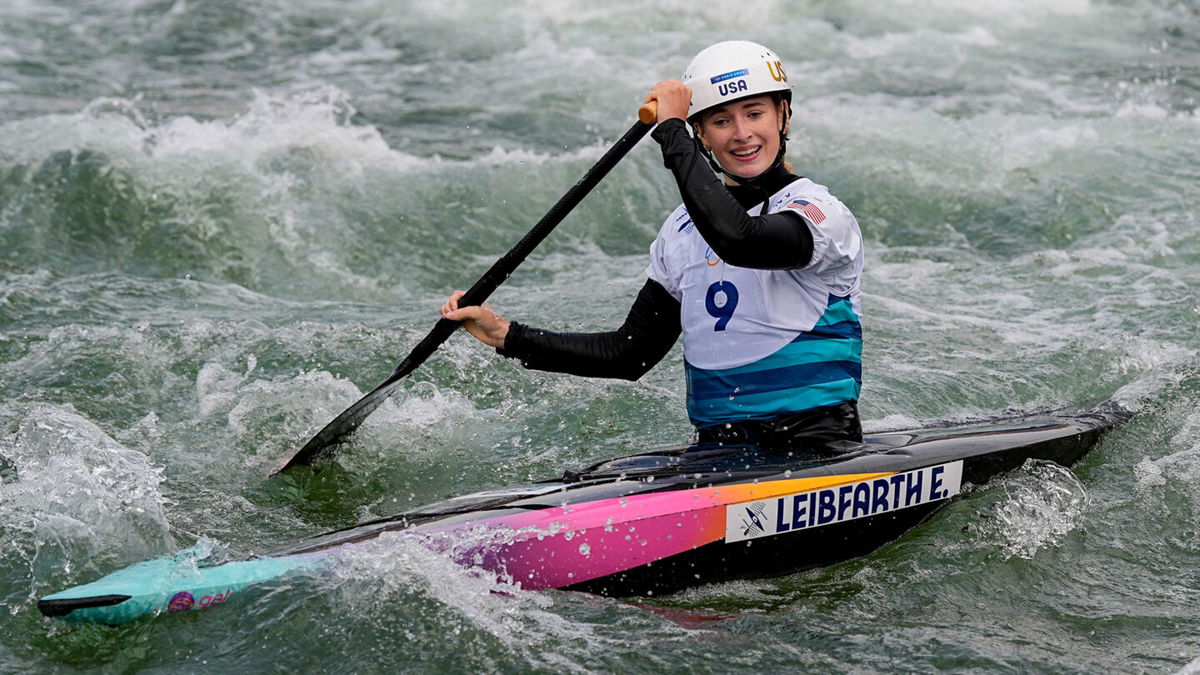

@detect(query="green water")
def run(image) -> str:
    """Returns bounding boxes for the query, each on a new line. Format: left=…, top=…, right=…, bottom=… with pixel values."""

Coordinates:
left=2, top=1, right=1199, bottom=672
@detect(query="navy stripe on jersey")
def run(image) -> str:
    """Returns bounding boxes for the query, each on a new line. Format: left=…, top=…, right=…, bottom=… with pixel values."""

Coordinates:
left=684, top=294, right=862, bottom=425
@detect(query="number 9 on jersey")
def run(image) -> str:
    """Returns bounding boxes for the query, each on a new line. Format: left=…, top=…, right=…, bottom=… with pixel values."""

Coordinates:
left=705, top=280, right=739, bottom=331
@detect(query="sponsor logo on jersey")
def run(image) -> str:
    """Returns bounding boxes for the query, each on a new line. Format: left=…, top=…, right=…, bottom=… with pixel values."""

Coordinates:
left=703, top=246, right=721, bottom=266
left=724, top=461, right=963, bottom=543
left=710, top=68, right=750, bottom=84
left=785, top=199, right=826, bottom=225
left=676, top=215, right=694, bottom=234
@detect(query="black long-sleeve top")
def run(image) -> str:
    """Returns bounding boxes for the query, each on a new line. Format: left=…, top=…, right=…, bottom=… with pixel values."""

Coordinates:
left=498, top=118, right=815, bottom=380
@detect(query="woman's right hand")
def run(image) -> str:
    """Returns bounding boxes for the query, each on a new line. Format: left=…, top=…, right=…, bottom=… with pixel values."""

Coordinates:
left=644, top=79, right=692, bottom=123
left=441, top=290, right=510, bottom=349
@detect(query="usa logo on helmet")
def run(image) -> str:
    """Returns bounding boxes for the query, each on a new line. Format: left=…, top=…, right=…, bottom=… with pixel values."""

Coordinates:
left=767, top=60, right=787, bottom=82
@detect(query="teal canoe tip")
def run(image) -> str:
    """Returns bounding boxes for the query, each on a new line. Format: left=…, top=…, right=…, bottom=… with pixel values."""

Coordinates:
left=38, top=552, right=327, bottom=624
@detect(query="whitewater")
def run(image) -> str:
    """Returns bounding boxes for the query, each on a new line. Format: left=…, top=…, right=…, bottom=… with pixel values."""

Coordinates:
left=2, top=1, right=1198, bottom=671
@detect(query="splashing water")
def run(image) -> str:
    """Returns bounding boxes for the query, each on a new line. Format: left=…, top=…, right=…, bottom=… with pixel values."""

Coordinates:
left=982, top=459, right=1090, bottom=559
left=1, top=0, right=1198, bottom=671
left=0, top=405, right=172, bottom=608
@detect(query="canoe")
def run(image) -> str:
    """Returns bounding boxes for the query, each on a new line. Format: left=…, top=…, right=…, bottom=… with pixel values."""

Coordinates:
left=38, top=401, right=1127, bottom=624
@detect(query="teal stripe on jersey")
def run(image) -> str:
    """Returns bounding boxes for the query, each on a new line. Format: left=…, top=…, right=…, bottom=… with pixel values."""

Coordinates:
left=816, top=296, right=858, bottom=326
left=684, top=293, right=862, bottom=426
left=688, top=378, right=862, bottom=424
left=688, top=358, right=860, bottom=400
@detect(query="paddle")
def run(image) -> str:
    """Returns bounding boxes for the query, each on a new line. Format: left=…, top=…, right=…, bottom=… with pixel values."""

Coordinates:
left=271, top=102, right=660, bottom=476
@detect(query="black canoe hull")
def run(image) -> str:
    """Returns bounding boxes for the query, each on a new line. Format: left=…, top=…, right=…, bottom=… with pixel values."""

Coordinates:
left=40, top=402, right=1126, bottom=624
left=568, top=404, right=1122, bottom=596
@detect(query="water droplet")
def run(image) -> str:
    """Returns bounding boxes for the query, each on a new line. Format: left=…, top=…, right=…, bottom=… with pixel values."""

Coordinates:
left=578, top=543, right=591, bottom=556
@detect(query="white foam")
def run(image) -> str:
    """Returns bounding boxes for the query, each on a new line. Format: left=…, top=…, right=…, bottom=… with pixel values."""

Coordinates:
left=374, top=380, right=478, bottom=428
left=981, top=459, right=1089, bottom=559
left=1176, top=655, right=1200, bottom=675
left=863, top=414, right=925, bottom=433
left=1115, top=101, right=1172, bottom=120
left=189, top=350, right=491, bottom=469
left=0, top=405, right=172, bottom=588
left=475, top=142, right=609, bottom=169
left=1133, top=408, right=1200, bottom=495
left=196, top=361, right=245, bottom=419
left=222, top=369, right=366, bottom=459
left=323, top=530, right=626, bottom=671
left=0, top=85, right=629, bottom=177
left=844, top=25, right=1000, bottom=60
left=148, top=87, right=420, bottom=174
left=1134, top=456, right=1168, bottom=491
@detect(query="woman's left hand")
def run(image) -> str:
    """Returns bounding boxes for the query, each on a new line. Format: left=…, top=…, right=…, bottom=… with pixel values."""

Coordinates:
left=440, top=290, right=510, bottom=349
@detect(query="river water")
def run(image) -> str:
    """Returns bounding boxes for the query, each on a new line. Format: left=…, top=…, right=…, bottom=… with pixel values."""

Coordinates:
left=2, top=1, right=1198, bottom=672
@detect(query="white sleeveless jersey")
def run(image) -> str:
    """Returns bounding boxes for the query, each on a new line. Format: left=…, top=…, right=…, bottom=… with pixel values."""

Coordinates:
left=645, top=177, right=864, bottom=426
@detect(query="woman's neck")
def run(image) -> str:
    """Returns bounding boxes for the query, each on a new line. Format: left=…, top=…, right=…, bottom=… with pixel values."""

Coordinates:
left=724, top=164, right=799, bottom=209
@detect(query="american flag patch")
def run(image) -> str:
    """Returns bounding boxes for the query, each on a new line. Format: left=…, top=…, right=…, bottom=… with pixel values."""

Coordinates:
left=785, top=199, right=826, bottom=225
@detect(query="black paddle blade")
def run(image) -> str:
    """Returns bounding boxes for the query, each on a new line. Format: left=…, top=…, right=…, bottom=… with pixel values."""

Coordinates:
left=270, top=117, right=655, bottom=476
left=270, top=318, right=458, bottom=475
left=268, top=378, right=403, bottom=476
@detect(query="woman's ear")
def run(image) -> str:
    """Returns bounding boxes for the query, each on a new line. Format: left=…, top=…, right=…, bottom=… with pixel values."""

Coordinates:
left=692, top=122, right=711, bottom=151
left=777, top=100, right=790, bottom=135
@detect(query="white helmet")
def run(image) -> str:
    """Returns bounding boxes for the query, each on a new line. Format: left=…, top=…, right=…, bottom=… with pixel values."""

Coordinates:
left=681, top=40, right=792, bottom=121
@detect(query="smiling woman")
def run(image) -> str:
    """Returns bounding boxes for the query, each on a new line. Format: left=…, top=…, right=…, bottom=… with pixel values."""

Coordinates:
left=679, top=40, right=792, bottom=181
left=693, top=96, right=789, bottom=179
left=445, top=40, right=866, bottom=451
left=5, top=0, right=1199, bottom=669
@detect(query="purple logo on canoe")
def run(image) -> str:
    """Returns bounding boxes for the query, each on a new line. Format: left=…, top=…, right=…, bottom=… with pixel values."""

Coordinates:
left=167, top=591, right=195, bottom=613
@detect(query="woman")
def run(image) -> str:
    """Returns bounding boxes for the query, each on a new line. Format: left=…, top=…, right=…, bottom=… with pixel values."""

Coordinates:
left=442, top=41, right=864, bottom=452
